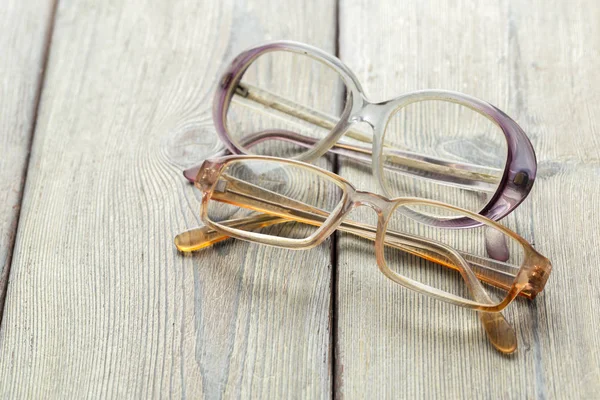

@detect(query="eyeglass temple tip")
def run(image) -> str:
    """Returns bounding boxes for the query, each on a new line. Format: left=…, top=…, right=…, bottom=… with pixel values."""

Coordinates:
left=183, top=166, right=200, bottom=183
left=480, top=312, right=518, bottom=354
left=175, top=226, right=228, bottom=252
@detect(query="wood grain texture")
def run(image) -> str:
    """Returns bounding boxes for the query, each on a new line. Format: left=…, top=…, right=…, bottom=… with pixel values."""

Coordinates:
left=0, top=1, right=55, bottom=319
left=335, top=0, right=600, bottom=398
left=2, top=1, right=598, bottom=398
left=0, top=0, right=337, bottom=397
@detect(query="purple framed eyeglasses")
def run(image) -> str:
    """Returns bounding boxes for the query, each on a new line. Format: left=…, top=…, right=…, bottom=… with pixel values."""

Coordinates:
left=185, top=40, right=537, bottom=234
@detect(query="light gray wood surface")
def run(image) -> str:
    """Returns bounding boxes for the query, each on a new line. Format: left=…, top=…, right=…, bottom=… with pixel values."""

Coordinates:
left=336, top=0, right=600, bottom=398
left=1, top=0, right=599, bottom=399
left=0, top=0, right=337, bottom=397
left=0, top=1, right=55, bottom=318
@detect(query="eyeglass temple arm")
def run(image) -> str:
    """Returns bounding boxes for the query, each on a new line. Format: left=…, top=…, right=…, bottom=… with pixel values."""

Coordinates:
left=195, top=129, right=503, bottom=195
left=176, top=211, right=521, bottom=294
left=184, top=129, right=501, bottom=195
left=179, top=175, right=520, bottom=294
left=218, top=176, right=516, bottom=289
left=184, top=158, right=510, bottom=257
left=232, top=82, right=504, bottom=192
left=175, top=175, right=518, bottom=353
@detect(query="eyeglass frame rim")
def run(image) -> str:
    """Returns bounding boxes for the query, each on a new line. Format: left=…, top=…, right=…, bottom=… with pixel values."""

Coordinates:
left=211, top=40, right=538, bottom=229
left=194, top=154, right=551, bottom=313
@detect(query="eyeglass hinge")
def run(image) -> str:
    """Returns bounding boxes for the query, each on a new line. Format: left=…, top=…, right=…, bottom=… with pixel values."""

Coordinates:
left=512, top=171, right=530, bottom=188
left=214, top=179, right=228, bottom=193
left=235, top=84, right=249, bottom=97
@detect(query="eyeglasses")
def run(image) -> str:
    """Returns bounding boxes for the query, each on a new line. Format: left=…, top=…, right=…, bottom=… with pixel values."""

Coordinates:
left=175, top=155, right=551, bottom=354
left=184, top=40, right=537, bottom=228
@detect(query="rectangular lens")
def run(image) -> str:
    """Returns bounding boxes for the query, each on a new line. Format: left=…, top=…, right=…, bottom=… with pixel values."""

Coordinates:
left=383, top=202, right=524, bottom=303
left=206, top=159, right=344, bottom=240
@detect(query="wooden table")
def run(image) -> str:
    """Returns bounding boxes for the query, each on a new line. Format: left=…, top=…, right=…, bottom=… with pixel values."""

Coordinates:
left=1, top=0, right=598, bottom=398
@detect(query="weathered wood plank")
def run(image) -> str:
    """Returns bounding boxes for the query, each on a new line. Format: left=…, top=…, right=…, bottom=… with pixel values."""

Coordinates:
left=0, top=1, right=55, bottom=319
left=336, top=0, right=600, bottom=398
left=0, top=0, right=337, bottom=397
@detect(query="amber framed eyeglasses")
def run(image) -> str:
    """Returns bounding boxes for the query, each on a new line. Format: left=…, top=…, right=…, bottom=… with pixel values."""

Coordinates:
left=175, top=155, right=551, bottom=354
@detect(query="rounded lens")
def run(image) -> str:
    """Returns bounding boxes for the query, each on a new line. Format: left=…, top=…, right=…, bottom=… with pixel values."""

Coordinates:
left=383, top=202, right=523, bottom=303
left=225, top=51, right=349, bottom=158
left=382, top=101, right=508, bottom=213
left=207, top=159, right=344, bottom=240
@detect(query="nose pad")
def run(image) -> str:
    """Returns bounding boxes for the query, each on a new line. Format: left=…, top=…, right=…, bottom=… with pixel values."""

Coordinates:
left=350, top=190, right=391, bottom=217
left=349, top=115, right=376, bottom=132
left=352, top=101, right=389, bottom=128
left=336, top=205, right=380, bottom=260
left=344, top=203, right=380, bottom=228
left=183, top=166, right=200, bottom=183
left=343, top=120, right=376, bottom=148
left=336, top=121, right=382, bottom=193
